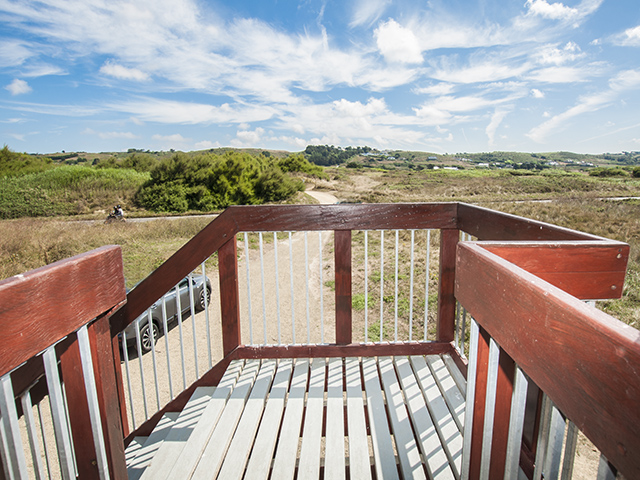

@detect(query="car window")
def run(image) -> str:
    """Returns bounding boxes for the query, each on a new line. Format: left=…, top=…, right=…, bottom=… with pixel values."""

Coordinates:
left=178, top=278, right=188, bottom=289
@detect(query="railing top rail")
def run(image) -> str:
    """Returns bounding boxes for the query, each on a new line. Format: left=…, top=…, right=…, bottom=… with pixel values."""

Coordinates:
left=0, top=245, right=126, bottom=377
left=455, top=242, right=640, bottom=479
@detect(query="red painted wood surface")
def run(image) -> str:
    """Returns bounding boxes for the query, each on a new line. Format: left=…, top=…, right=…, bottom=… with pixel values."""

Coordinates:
left=0, top=245, right=125, bottom=377
left=456, top=203, right=604, bottom=241
left=219, top=238, right=242, bottom=356
left=456, top=242, right=640, bottom=479
left=89, top=314, right=128, bottom=479
left=335, top=230, right=352, bottom=344
left=480, top=242, right=629, bottom=300
left=60, top=335, right=99, bottom=478
left=437, top=229, right=459, bottom=342
left=468, top=326, right=491, bottom=480
left=489, top=348, right=516, bottom=480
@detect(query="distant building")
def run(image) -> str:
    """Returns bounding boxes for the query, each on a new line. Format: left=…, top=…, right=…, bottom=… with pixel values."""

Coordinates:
left=428, top=156, right=438, bottom=161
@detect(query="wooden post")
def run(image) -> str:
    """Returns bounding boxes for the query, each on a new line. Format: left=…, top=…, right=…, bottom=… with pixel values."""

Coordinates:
left=88, top=314, right=128, bottom=479
left=335, top=230, right=352, bottom=345
left=437, top=228, right=459, bottom=342
left=219, top=236, right=242, bottom=356
left=468, top=326, right=491, bottom=480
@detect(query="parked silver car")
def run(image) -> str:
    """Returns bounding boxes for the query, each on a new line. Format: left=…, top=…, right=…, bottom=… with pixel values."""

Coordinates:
left=123, top=274, right=212, bottom=353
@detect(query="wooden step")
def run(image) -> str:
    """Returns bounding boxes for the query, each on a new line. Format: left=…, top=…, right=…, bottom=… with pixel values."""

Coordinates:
left=127, top=412, right=179, bottom=480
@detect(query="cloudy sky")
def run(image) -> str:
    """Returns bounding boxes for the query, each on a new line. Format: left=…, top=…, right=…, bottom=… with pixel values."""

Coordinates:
left=1, top=0, right=639, bottom=154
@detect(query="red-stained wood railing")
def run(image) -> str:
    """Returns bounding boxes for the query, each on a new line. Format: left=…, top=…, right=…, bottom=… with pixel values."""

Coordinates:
left=456, top=241, right=639, bottom=480
left=0, top=246, right=128, bottom=479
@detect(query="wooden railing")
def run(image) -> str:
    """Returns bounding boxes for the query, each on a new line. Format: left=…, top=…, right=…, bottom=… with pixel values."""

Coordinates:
left=1, top=203, right=636, bottom=479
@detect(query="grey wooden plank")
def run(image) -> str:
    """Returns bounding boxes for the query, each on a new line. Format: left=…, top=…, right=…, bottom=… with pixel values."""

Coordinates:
left=324, top=358, right=346, bottom=480
left=142, top=360, right=243, bottom=480
left=378, top=356, right=426, bottom=479
left=345, top=357, right=372, bottom=480
left=270, top=358, right=309, bottom=479
left=427, top=355, right=465, bottom=432
left=442, top=354, right=466, bottom=398
left=190, top=360, right=261, bottom=480
left=362, top=357, right=399, bottom=480
left=217, top=359, right=277, bottom=480
left=243, top=359, right=293, bottom=480
left=125, top=436, right=148, bottom=465
left=395, top=357, right=454, bottom=480
left=412, top=355, right=463, bottom=479
left=298, top=358, right=327, bottom=478
left=127, top=412, right=179, bottom=480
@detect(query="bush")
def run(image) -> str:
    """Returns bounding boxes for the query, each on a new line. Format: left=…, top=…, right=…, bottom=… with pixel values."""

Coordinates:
left=633, top=167, right=640, bottom=178
left=0, top=145, right=53, bottom=177
left=589, top=167, right=629, bottom=177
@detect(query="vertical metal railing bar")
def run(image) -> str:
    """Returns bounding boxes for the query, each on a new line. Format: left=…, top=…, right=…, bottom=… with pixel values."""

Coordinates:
left=160, top=297, right=174, bottom=400
left=305, top=232, right=311, bottom=344
left=133, top=320, right=149, bottom=420
left=274, top=232, right=282, bottom=345
left=479, top=337, right=501, bottom=480
left=364, top=230, right=369, bottom=343
left=461, top=307, right=468, bottom=359
left=188, top=277, right=199, bottom=378
left=0, top=374, right=28, bottom=477
left=259, top=232, right=268, bottom=345
left=597, top=454, right=618, bottom=480
left=504, top=366, right=529, bottom=480
left=288, top=232, right=296, bottom=345
left=533, top=394, right=552, bottom=480
left=455, top=302, right=461, bottom=352
left=424, top=229, right=431, bottom=341
left=319, top=231, right=324, bottom=344
left=77, top=325, right=110, bottom=480
left=201, top=262, right=213, bottom=370
left=561, top=420, right=578, bottom=479
left=461, top=318, right=480, bottom=480
left=60, top=384, right=78, bottom=477
left=174, top=282, right=187, bottom=391
left=379, top=230, right=385, bottom=343
left=20, top=390, right=46, bottom=480
left=120, top=331, right=136, bottom=429
left=244, top=233, right=254, bottom=345
left=0, top=415, right=12, bottom=479
left=394, top=230, right=399, bottom=342
left=409, top=230, right=415, bottom=342
left=36, top=402, right=53, bottom=478
left=43, top=346, right=75, bottom=480
left=147, top=310, right=161, bottom=411
left=543, top=404, right=567, bottom=480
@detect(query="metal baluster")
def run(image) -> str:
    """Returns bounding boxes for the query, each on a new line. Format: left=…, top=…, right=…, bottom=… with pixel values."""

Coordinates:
left=0, top=414, right=12, bottom=479
left=289, top=232, right=296, bottom=344
left=120, top=331, right=137, bottom=429
left=533, top=394, right=552, bottom=480
left=244, top=233, right=254, bottom=345
left=424, top=229, right=431, bottom=341
left=274, top=232, right=282, bottom=345
left=175, top=282, right=187, bottom=391
left=364, top=231, right=369, bottom=343
left=461, top=307, right=468, bottom=358
left=379, top=230, right=384, bottom=342
left=161, top=296, right=173, bottom=400
left=37, top=402, right=53, bottom=478
left=504, top=366, right=529, bottom=480
left=319, top=231, right=324, bottom=344
left=597, top=454, right=618, bottom=480
left=305, top=232, right=311, bottom=344
left=543, top=404, right=567, bottom=480
left=188, top=275, right=199, bottom=378
left=147, top=309, right=161, bottom=411
left=20, top=390, right=46, bottom=480
left=409, top=230, right=415, bottom=342
left=561, top=421, right=578, bottom=479
left=394, top=230, right=399, bottom=342
left=455, top=301, right=461, bottom=351
left=461, top=318, right=480, bottom=480
left=43, top=346, right=75, bottom=480
left=0, top=373, right=28, bottom=477
left=77, top=325, right=109, bottom=480
left=201, top=262, right=212, bottom=369
left=480, top=337, right=501, bottom=480
left=259, top=232, right=268, bottom=345
left=134, top=318, right=149, bottom=420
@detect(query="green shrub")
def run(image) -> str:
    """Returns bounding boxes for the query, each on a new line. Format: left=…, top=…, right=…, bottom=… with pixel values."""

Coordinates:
left=0, top=145, right=54, bottom=177
left=633, top=167, right=640, bottom=178
left=589, top=167, right=629, bottom=177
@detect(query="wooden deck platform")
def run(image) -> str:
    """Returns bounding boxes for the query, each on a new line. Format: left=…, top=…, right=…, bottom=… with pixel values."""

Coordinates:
left=126, top=355, right=466, bottom=480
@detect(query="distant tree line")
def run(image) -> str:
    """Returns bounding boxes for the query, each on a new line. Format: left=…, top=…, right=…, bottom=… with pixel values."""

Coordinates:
left=303, top=145, right=372, bottom=166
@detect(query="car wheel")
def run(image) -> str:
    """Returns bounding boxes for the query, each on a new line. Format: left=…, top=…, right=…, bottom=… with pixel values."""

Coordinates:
left=139, top=321, right=160, bottom=353
left=198, top=287, right=211, bottom=311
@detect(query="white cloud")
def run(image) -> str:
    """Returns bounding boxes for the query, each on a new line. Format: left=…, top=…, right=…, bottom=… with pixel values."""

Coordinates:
left=231, top=127, right=265, bottom=147
left=374, top=19, right=423, bottom=64
left=534, top=42, right=584, bottom=65
left=531, top=88, right=545, bottom=98
left=350, top=0, right=391, bottom=27
left=195, top=140, right=221, bottom=149
left=0, top=40, right=33, bottom=67
left=429, top=57, right=529, bottom=84
left=83, top=128, right=139, bottom=139
left=414, top=84, right=456, bottom=96
left=612, top=25, right=640, bottom=47
left=527, top=65, right=600, bottom=83
left=486, top=108, right=511, bottom=146
left=5, top=79, right=32, bottom=95
left=100, top=61, right=149, bottom=81
left=528, top=69, right=640, bottom=142
left=152, top=133, right=189, bottom=142
left=526, top=0, right=578, bottom=21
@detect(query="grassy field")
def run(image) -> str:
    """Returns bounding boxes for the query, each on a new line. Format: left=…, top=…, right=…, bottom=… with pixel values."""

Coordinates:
left=1, top=167, right=638, bottom=327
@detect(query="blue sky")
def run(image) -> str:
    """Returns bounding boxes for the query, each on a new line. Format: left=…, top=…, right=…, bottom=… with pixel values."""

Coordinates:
left=1, top=0, right=639, bottom=154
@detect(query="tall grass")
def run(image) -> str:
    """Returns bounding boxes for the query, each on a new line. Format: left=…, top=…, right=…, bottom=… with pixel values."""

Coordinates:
left=0, top=166, right=149, bottom=218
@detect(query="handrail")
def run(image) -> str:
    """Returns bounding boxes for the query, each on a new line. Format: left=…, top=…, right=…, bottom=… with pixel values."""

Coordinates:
left=455, top=242, right=639, bottom=479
